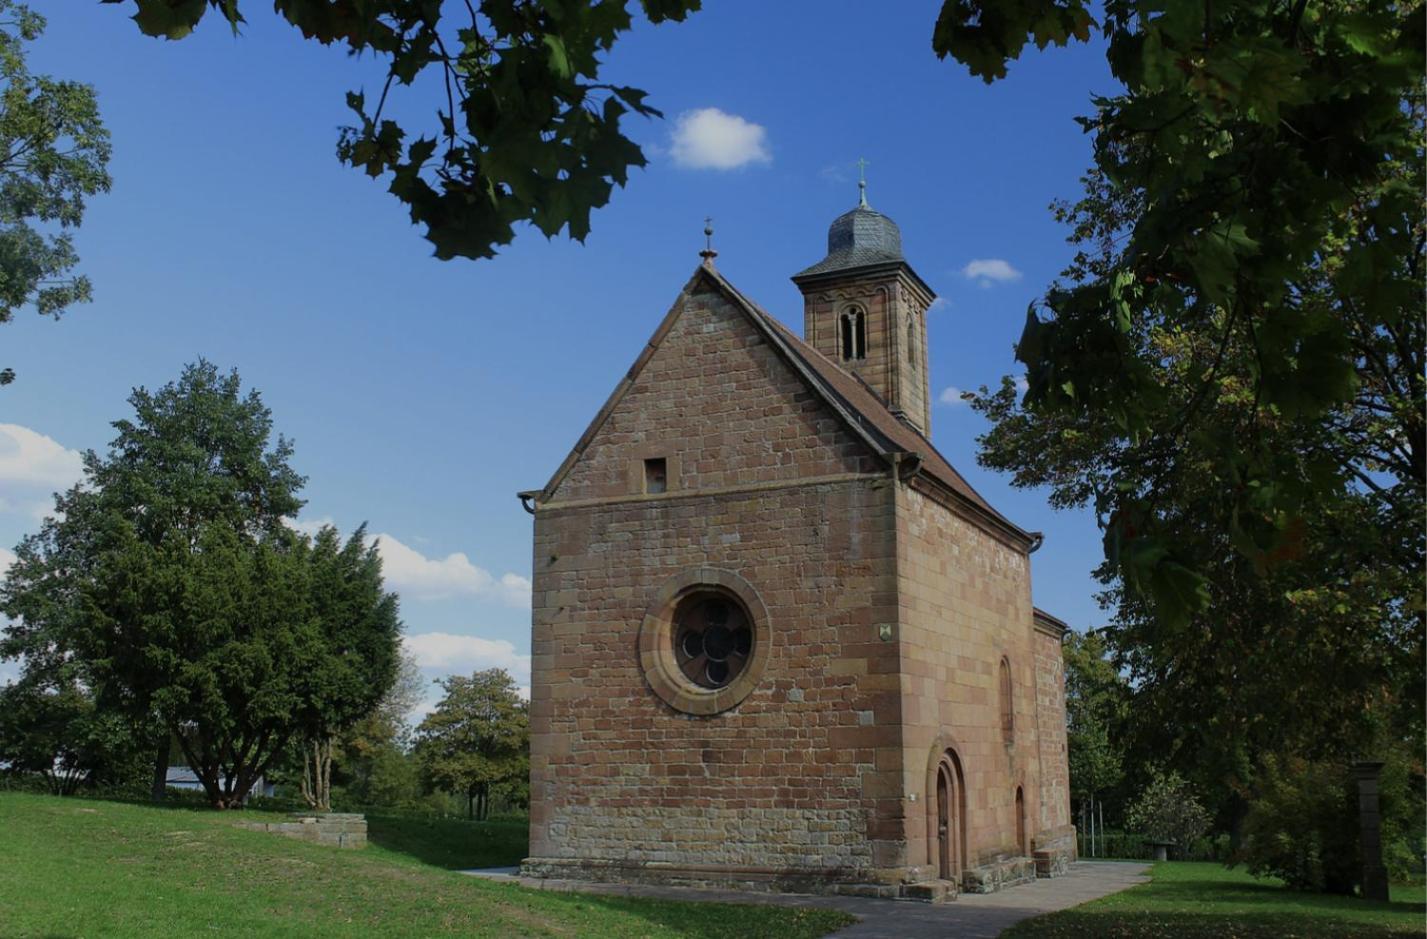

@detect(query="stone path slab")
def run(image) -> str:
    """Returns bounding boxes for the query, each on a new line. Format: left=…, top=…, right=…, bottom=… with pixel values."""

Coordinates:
left=459, top=861, right=1151, bottom=938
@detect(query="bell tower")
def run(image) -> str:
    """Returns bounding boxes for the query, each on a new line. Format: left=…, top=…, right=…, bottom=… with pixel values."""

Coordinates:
left=791, top=179, right=936, bottom=436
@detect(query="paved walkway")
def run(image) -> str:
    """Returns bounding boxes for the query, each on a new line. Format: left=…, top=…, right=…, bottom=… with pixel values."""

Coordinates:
left=460, top=861, right=1151, bottom=938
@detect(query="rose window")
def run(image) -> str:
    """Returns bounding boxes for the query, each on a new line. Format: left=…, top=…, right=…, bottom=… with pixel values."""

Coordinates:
left=673, top=593, right=753, bottom=689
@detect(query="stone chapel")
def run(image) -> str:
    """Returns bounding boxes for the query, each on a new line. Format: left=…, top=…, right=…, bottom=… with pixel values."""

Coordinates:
left=518, top=188, right=1077, bottom=899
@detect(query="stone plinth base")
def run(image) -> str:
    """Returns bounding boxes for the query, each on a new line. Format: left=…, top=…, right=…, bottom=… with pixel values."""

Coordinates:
left=520, top=857, right=881, bottom=895
left=237, top=812, right=367, bottom=849
left=898, top=879, right=959, bottom=903
left=961, top=856, right=1037, bottom=894
left=1032, top=825, right=1078, bottom=877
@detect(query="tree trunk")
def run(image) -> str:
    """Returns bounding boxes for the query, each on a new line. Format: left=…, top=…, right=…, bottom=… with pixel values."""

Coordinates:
left=467, top=788, right=475, bottom=821
left=150, top=734, right=170, bottom=802
left=300, top=737, right=334, bottom=812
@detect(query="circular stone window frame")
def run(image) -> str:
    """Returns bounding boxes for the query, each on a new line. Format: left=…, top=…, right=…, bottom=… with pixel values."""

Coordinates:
left=638, top=568, right=771, bottom=716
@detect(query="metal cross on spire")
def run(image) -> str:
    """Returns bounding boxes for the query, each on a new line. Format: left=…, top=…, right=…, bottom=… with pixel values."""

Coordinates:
left=856, top=157, right=870, bottom=207
left=699, top=216, right=718, bottom=266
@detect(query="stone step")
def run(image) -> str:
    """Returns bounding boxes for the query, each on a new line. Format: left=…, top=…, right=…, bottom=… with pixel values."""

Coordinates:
left=899, top=879, right=958, bottom=904
left=831, top=883, right=900, bottom=899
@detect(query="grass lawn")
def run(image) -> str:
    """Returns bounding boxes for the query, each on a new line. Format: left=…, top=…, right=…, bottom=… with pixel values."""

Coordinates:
left=0, top=792, right=854, bottom=938
left=1003, top=861, right=1427, bottom=938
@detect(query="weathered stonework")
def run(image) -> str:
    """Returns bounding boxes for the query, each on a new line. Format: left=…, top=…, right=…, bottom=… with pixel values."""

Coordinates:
left=1032, top=824, right=1078, bottom=877
left=521, top=203, right=1075, bottom=898
left=236, top=813, right=367, bottom=849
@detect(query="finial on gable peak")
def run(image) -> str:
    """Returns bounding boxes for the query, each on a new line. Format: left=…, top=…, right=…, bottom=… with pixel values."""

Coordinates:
left=856, top=157, right=870, bottom=207
left=699, top=216, right=718, bottom=267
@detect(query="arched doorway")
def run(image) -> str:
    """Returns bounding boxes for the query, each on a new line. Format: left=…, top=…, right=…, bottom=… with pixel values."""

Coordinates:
left=933, top=752, right=967, bottom=881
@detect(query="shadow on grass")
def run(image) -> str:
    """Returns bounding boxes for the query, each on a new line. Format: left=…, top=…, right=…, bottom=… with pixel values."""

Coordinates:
left=1120, top=877, right=1425, bottom=916
left=1004, top=909, right=1423, bottom=939
left=365, top=813, right=528, bottom=870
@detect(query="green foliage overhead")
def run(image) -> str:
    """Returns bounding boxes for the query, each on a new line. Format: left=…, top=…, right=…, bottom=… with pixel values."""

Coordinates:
left=414, top=668, right=528, bottom=821
left=0, top=361, right=401, bottom=808
left=107, top=0, right=700, bottom=261
left=0, top=0, right=111, bottom=385
left=964, top=0, right=1424, bottom=821
left=938, top=0, right=1424, bottom=625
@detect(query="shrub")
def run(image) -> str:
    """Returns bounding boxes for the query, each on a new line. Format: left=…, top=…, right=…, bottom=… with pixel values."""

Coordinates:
left=1125, top=770, right=1212, bottom=857
left=1237, top=753, right=1423, bottom=894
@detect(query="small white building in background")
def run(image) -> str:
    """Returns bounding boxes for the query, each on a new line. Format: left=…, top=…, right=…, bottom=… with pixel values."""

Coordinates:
left=164, top=766, right=274, bottom=802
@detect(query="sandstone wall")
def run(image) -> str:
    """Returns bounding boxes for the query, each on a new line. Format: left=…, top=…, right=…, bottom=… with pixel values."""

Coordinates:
left=1032, top=625, right=1072, bottom=834
left=528, top=282, right=904, bottom=883
left=528, top=479, right=901, bottom=880
left=893, top=482, right=1040, bottom=878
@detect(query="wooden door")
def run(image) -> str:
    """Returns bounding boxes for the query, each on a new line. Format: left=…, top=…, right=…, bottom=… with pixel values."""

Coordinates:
left=936, top=764, right=952, bottom=880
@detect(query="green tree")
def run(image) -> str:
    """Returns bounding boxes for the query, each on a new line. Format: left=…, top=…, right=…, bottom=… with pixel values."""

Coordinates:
left=2, top=359, right=303, bottom=801
left=935, top=0, right=1423, bottom=625
left=1126, top=769, right=1213, bottom=857
left=0, top=0, right=111, bottom=385
left=414, top=668, right=528, bottom=821
left=0, top=676, right=142, bottom=795
left=334, top=650, right=425, bottom=808
left=967, top=79, right=1423, bottom=827
left=294, top=525, right=403, bottom=813
left=109, top=0, right=699, bottom=261
left=0, top=361, right=401, bottom=809
left=1063, top=630, right=1127, bottom=816
left=1238, top=750, right=1424, bottom=894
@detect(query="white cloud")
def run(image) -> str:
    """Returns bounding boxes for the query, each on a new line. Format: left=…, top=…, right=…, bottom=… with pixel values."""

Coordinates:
left=403, top=631, right=531, bottom=683
left=939, top=386, right=971, bottom=407
left=669, top=108, right=771, bottom=170
left=928, top=297, right=950, bottom=312
left=374, top=532, right=531, bottom=607
left=285, top=518, right=531, bottom=608
left=0, top=547, right=15, bottom=578
left=1015, top=375, right=1030, bottom=394
left=285, top=515, right=335, bottom=538
left=960, top=258, right=1023, bottom=288
left=0, top=424, right=84, bottom=490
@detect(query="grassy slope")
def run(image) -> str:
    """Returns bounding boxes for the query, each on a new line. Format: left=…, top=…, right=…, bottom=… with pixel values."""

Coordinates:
left=0, top=793, right=853, bottom=939
left=1002, top=861, right=1427, bottom=939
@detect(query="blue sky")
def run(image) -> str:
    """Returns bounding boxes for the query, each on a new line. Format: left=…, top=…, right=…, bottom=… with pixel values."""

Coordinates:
left=2, top=2, right=1120, bottom=712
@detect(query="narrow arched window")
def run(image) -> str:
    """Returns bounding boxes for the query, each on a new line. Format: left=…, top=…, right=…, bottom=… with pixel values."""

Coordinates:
left=840, top=306, right=866, bottom=362
left=999, top=656, right=1014, bottom=741
left=1015, top=786, right=1027, bottom=853
left=907, top=316, right=916, bottom=369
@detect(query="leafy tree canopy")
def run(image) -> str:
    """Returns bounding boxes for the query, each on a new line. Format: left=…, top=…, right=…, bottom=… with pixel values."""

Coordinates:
left=1, top=361, right=401, bottom=808
left=0, top=675, right=143, bottom=795
left=414, top=667, right=528, bottom=820
left=0, top=0, right=111, bottom=385
left=107, top=0, right=700, bottom=261
left=940, top=0, right=1423, bottom=624
left=1063, top=630, right=1128, bottom=803
left=962, top=0, right=1424, bottom=813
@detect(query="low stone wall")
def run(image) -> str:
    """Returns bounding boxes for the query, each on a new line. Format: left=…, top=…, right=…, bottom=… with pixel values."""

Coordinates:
left=237, top=812, right=367, bottom=849
left=962, top=856, right=1037, bottom=894
left=1032, top=824, right=1078, bottom=877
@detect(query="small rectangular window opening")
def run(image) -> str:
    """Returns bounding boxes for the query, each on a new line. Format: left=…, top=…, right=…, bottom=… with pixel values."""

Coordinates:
left=644, top=457, right=668, bottom=494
